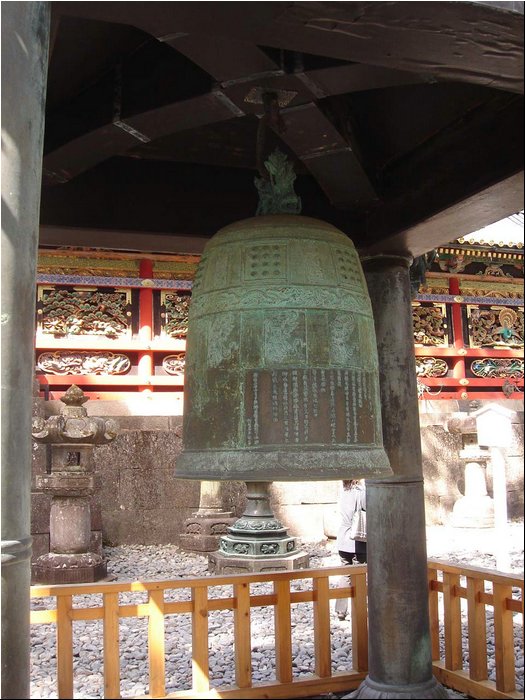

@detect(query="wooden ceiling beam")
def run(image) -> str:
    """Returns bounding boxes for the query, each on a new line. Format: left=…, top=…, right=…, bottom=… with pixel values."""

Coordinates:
left=278, top=103, right=378, bottom=207
left=42, top=18, right=437, bottom=192
left=54, top=2, right=524, bottom=93
left=361, top=172, right=524, bottom=258
left=357, top=92, right=524, bottom=252
left=168, top=34, right=433, bottom=96
left=39, top=224, right=210, bottom=254
left=296, top=63, right=431, bottom=99
left=168, top=37, right=381, bottom=206
left=43, top=92, right=241, bottom=185
left=164, top=35, right=282, bottom=83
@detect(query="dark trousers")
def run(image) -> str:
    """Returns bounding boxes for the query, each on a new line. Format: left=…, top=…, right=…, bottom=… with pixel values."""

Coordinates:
left=335, top=546, right=367, bottom=617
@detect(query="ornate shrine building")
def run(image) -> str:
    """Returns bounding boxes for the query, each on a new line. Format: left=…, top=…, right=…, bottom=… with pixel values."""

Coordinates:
left=35, top=250, right=197, bottom=407
left=414, top=216, right=524, bottom=402
left=35, top=221, right=523, bottom=404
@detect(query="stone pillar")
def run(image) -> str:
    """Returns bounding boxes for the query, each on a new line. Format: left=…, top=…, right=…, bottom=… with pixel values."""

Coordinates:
left=351, top=255, right=448, bottom=699
left=474, top=404, right=516, bottom=572
left=180, top=481, right=236, bottom=552
left=208, top=482, right=309, bottom=574
left=31, top=386, right=118, bottom=583
left=1, top=3, right=50, bottom=698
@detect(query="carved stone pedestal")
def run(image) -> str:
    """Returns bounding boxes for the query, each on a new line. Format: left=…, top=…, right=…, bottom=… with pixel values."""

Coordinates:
left=180, top=481, right=236, bottom=552
left=180, top=510, right=237, bottom=552
left=208, top=482, right=309, bottom=574
left=31, top=385, right=118, bottom=584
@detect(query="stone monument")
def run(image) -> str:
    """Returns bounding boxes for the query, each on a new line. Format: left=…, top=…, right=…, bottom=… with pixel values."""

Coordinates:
left=31, top=385, right=118, bottom=583
left=446, top=414, right=494, bottom=528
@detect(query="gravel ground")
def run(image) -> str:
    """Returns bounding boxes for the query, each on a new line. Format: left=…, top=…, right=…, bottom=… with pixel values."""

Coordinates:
left=30, top=521, right=524, bottom=699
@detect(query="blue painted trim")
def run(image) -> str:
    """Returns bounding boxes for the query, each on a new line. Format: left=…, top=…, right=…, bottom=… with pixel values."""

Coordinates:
left=415, top=293, right=523, bottom=306
left=37, top=274, right=193, bottom=290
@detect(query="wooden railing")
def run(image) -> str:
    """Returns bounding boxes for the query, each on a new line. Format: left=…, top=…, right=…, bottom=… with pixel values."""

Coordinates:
left=428, top=559, right=524, bottom=700
left=30, top=565, right=368, bottom=699
left=30, top=561, right=524, bottom=699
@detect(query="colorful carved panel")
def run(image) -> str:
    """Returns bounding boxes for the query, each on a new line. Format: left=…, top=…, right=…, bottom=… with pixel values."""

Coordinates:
left=419, top=278, right=449, bottom=295
left=162, top=353, right=186, bottom=375
left=471, top=358, right=524, bottom=379
left=415, top=357, right=449, bottom=378
left=37, top=286, right=131, bottom=338
left=466, top=305, right=524, bottom=348
left=459, top=280, right=523, bottom=300
left=160, top=291, right=191, bottom=338
left=38, top=255, right=139, bottom=277
left=37, top=351, right=131, bottom=375
left=152, top=259, right=199, bottom=280
left=412, top=303, right=449, bottom=346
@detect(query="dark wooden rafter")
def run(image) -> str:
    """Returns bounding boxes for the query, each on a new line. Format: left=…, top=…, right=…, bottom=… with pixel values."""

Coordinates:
left=170, top=35, right=388, bottom=206
left=42, top=39, right=244, bottom=185
left=277, top=103, right=377, bottom=207
left=164, top=34, right=283, bottom=84
left=362, top=172, right=525, bottom=258
left=43, top=93, right=241, bottom=185
left=360, top=92, right=524, bottom=248
left=42, top=22, right=425, bottom=202
left=53, top=1, right=524, bottom=93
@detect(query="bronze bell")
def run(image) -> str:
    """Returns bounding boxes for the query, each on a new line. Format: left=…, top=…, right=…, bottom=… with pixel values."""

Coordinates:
left=176, top=214, right=391, bottom=481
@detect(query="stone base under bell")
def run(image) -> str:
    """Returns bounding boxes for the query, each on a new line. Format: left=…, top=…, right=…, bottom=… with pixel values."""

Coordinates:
left=208, top=550, right=310, bottom=574
left=452, top=495, right=495, bottom=528
left=180, top=512, right=237, bottom=552
left=346, top=675, right=449, bottom=699
left=32, top=552, right=107, bottom=584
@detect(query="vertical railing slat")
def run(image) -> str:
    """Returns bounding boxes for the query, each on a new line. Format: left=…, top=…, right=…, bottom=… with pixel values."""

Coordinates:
left=443, top=572, right=462, bottom=671
left=427, top=569, right=440, bottom=661
left=103, top=592, right=121, bottom=698
left=57, top=595, right=74, bottom=700
left=493, top=582, right=516, bottom=693
left=351, top=572, right=368, bottom=672
left=466, top=578, right=487, bottom=682
left=274, top=579, right=293, bottom=683
left=234, top=582, right=252, bottom=688
left=148, top=589, right=166, bottom=697
left=313, top=576, right=332, bottom=678
left=192, top=585, right=210, bottom=693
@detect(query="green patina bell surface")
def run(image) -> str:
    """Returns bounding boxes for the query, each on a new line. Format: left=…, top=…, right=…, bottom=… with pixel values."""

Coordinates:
left=176, top=214, right=391, bottom=481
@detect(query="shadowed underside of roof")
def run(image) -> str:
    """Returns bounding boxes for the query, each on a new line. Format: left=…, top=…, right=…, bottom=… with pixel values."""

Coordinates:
left=39, top=1, right=524, bottom=256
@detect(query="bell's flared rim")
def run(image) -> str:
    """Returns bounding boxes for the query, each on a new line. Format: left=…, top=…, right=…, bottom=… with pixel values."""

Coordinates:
left=175, top=446, right=392, bottom=482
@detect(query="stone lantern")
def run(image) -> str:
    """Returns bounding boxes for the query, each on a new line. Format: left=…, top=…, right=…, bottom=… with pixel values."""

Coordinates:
left=446, top=414, right=494, bottom=528
left=31, top=385, right=118, bottom=583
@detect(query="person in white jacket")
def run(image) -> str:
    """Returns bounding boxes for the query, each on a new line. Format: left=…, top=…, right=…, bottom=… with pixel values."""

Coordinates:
left=334, top=479, right=367, bottom=621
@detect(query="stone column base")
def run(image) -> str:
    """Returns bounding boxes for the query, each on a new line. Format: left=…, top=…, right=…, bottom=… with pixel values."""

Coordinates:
left=32, top=552, right=107, bottom=584
left=208, top=550, right=309, bottom=574
left=180, top=512, right=237, bottom=552
left=346, top=675, right=450, bottom=699
left=452, top=495, right=494, bottom=528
